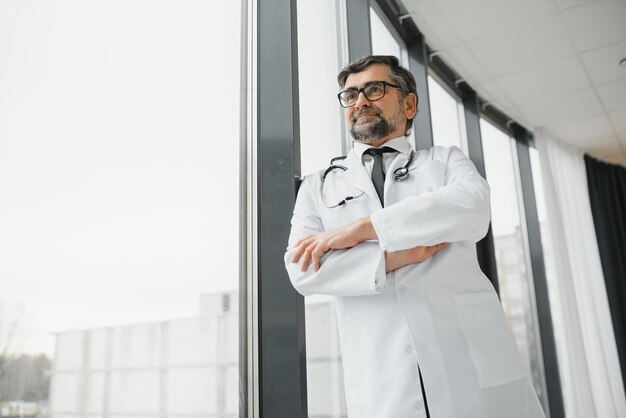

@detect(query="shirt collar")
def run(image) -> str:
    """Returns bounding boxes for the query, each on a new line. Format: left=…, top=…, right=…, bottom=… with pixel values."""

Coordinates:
left=353, top=136, right=413, bottom=161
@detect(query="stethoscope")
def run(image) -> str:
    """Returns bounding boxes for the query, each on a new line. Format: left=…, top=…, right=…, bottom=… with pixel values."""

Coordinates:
left=320, top=150, right=415, bottom=208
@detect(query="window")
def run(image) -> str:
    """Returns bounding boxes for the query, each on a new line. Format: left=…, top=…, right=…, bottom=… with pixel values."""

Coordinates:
left=0, top=2, right=243, bottom=415
left=370, top=6, right=402, bottom=59
left=298, top=0, right=344, bottom=176
left=480, top=120, right=550, bottom=412
left=297, top=0, right=347, bottom=416
left=428, top=75, right=469, bottom=155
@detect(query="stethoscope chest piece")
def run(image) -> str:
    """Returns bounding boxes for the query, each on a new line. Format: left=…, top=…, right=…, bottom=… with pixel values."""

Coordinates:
left=394, top=166, right=410, bottom=182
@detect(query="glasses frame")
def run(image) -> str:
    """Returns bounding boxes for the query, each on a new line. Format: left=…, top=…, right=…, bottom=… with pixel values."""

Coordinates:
left=337, top=80, right=404, bottom=108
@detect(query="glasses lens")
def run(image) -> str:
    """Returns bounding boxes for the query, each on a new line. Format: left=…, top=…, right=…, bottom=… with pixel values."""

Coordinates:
left=339, top=89, right=358, bottom=107
left=364, top=82, right=385, bottom=101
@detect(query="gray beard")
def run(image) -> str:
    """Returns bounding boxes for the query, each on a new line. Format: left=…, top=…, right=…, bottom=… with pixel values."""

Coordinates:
left=350, top=116, right=394, bottom=143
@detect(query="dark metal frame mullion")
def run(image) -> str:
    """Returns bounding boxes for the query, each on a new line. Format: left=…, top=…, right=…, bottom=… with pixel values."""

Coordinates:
left=515, top=132, right=565, bottom=418
left=408, top=34, right=434, bottom=150
left=462, top=89, right=499, bottom=292
left=346, top=0, right=372, bottom=61
left=257, top=0, right=307, bottom=416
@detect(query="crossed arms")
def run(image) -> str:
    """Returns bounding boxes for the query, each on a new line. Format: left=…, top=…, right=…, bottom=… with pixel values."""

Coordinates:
left=284, top=146, right=491, bottom=297
left=290, top=217, right=448, bottom=273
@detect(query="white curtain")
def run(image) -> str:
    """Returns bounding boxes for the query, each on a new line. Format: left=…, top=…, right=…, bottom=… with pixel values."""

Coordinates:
left=536, top=130, right=626, bottom=418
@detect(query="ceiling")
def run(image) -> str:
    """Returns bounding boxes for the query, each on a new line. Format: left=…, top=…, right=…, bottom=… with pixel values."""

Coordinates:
left=399, top=0, right=626, bottom=166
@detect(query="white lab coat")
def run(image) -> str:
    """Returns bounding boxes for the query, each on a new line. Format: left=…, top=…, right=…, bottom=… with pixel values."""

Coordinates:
left=284, top=143, right=546, bottom=418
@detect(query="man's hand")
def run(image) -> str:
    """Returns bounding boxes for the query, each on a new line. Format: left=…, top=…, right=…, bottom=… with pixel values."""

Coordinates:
left=385, top=243, right=449, bottom=273
left=291, top=217, right=377, bottom=272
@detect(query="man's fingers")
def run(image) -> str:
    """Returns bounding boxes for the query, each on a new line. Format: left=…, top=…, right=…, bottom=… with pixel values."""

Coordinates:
left=291, top=244, right=306, bottom=263
left=300, top=247, right=312, bottom=271
left=409, top=242, right=450, bottom=263
left=426, top=242, right=449, bottom=257
left=295, top=239, right=332, bottom=272
left=294, top=234, right=315, bottom=247
left=299, top=241, right=317, bottom=271
left=291, top=237, right=316, bottom=263
left=312, top=246, right=325, bottom=272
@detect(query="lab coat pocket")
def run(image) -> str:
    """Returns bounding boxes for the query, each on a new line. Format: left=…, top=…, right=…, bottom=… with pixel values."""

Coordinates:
left=453, top=292, right=526, bottom=388
left=337, top=309, right=371, bottom=407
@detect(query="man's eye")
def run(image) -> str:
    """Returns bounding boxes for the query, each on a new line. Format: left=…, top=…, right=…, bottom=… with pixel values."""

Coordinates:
left=366, top=85, right=383, bottom=95
left=343, top=91, right=358, bottom=101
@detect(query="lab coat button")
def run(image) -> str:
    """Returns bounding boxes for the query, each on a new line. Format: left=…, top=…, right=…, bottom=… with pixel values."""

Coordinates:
left=416, top=401, right=422, bottom=410
left=405, top=345, right=412, bottom=353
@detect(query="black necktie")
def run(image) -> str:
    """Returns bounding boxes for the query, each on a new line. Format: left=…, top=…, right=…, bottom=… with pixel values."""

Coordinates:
left=364, top=147, right=397, bottom=206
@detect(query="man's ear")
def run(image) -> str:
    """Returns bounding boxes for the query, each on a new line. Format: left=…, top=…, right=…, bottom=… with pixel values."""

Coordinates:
left=404, top=92, right=418, bottom=119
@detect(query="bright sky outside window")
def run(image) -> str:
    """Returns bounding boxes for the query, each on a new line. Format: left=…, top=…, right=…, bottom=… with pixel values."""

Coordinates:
left=0, top=1, right=242, bottom=413
left=297, top=0, right=343, bottom=176
left=428, top=75, right=469, bottom=155
left=370, top=7, right=402, bottom=59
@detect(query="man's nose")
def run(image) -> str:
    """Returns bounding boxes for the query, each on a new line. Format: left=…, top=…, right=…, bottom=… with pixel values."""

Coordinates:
left=354, top=91, right=371, bottom=108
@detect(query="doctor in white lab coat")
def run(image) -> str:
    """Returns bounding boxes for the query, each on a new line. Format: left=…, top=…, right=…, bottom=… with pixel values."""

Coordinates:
left=285, top=55, right=545, bottom=418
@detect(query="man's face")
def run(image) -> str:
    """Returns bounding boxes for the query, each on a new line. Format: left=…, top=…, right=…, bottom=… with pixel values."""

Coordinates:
left=343, top=64, right=415, bottom=147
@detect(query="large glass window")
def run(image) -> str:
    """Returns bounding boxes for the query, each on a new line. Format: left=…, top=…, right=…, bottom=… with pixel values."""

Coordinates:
left=428, top=75, right=469, bottom=155
left=297, top=0, right=347, bottom=416
left=298, top=0, right=344, bottom=176
left=370, top=6, right=402, bottom=59
left=0, top=2, right=243, bottom=416
left=480, top=120, right=549, bottom=413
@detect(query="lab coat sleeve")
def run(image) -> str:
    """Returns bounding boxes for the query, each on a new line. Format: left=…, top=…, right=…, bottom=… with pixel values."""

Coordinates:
left=284, top=175, right=388, bottom=297
left=371, top=146, right=491, bottom=252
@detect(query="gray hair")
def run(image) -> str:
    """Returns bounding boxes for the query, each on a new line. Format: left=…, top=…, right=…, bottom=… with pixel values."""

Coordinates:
left=337, top=55, right=418, bottom=135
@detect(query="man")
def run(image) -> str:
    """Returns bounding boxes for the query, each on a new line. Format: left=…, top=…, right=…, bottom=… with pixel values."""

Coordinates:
left=284, top=55, right=544, bottom=418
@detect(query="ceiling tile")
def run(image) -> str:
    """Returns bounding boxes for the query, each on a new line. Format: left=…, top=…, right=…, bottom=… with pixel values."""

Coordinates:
left=477, top=79, right=515, bottom=109
left=495, top=55, right=589, bottom=105
left=554, top=0, right=595, bottom=11
left=412, top=1, right=463, bottom=50
left=545, top=114, right=613, bottom=145
left=597, top=79, right=626, bottom=112
left=432, top=0, right=556, bottom=42
left=467, top=14, right=575, bottom=77
left=581, top=41, right=626, bottom=85
left=519, top=88, right=603, bottom=126
left=562, top=0, right=626, bottom=52
left=609, top=109, right=626, bottom=134
left=440, top=45, right=492, bottom=82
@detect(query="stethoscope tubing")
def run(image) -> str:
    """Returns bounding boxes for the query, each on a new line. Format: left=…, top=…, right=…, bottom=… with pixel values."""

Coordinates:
left=320, top=150, right=415, bottom=208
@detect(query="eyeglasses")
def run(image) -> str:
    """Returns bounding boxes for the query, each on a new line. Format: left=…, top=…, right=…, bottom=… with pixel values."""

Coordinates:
left=337, top=80, right=404, bottom=108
